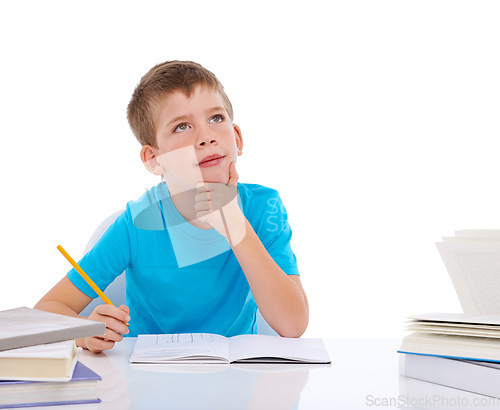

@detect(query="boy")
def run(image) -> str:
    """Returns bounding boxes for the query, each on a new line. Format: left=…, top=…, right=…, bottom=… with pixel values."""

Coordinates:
left=35, top=61, right=308, bottom=353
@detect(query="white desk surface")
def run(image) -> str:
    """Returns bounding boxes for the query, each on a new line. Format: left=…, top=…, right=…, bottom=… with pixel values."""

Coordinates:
left=56, top=337, right=499, bottom=409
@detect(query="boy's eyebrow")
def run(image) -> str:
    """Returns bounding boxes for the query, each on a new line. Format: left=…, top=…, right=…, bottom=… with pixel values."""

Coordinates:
left=206, top=106, right=226, bottom=114
left=166, top=106, right=227, bottom=128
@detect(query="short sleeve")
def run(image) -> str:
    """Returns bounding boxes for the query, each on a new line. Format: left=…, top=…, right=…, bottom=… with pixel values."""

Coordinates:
left=66, top=210, right=134, bottom=298
left=260, top=194, right=300, bottom=276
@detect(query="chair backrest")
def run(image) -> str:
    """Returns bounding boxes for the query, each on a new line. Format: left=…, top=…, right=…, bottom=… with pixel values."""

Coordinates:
left=80, top=210, right=277, bottom=336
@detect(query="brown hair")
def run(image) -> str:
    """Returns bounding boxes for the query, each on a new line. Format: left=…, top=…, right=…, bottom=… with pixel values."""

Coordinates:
left=127, top=60, right=234, bottom=148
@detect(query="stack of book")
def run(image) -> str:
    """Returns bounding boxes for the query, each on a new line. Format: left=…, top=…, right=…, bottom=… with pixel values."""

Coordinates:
left=0, top=307, right=105, bottom=408
left=399, top=230, right=500, bottom=398
left=398, top=313, right=500, bottom=398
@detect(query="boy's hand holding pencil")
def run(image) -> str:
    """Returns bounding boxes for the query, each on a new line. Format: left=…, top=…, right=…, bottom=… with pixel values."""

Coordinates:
left=57, top=245, right=130, bottom=354
left=83, top=304, right=130, bottom=354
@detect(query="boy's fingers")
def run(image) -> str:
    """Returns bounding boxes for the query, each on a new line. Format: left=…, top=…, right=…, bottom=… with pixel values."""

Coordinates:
left=194, top=192, right=210, bottom=202
left=118, top=305, right=130, bottom=325
left=105, top=317, right=129, bottom=335
left=196, top=182, right=208, bottom=193
left=95, top=304, right=130, bottom=324
left=195, top=201, right=210, bottom=212
left=119, top=305, right=129, bottom=314
left=195, top=187, right=236, bottom=203
left=88, top=338, right=115, bottom=353
left=101, top=327, right=125, bottom=342
left=98, top=339, right=115, bottom=351
left=204, top=183, right=220, bottom=191
left=197, top=183, right=223, bottom=193
left=111, top=305, right=130, bottom=322
left=99, top=309, right=129, bottom=332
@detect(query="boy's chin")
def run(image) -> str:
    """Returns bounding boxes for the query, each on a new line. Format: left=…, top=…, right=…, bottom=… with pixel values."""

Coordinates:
left=200, top=170, right=228, bottom=184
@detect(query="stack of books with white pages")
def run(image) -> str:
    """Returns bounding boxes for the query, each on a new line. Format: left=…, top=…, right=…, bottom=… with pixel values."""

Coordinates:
left=0, top=307, right=105, bottom=408
left=399, top=229, right=500, bottom=398
left=398, top=313, right=500, bottom=398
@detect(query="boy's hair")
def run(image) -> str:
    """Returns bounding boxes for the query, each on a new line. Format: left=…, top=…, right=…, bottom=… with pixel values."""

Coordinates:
left=127, top=60, right=234, bottom=148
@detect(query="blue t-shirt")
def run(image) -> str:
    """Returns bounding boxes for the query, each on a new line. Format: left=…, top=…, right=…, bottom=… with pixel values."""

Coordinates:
left=67, top=182, right=299, bottom=337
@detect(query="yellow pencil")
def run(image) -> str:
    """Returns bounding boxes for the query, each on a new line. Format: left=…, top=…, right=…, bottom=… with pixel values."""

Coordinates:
left=57, top=245, right=129, bottom=326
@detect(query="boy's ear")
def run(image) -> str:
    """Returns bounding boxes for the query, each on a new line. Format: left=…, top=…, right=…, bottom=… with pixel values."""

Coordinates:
left=233, top=124, right=243, bottom=156
left=140, top=145, right=166, bottom=176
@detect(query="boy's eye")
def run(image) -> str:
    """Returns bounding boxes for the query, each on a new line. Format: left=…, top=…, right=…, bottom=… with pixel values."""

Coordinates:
left=210, top=115, right=224, bottom=123
left=174, top=123, right=189, bottom=132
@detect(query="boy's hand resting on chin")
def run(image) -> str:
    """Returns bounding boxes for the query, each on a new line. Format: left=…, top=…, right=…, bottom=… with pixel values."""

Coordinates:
left=77, top=304, right=130, bottom=353
left=195, top=162, right=247, bottom=247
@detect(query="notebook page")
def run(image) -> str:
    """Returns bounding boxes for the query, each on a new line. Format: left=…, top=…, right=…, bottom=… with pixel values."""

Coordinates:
left=228, top=334, right=331, bottom=363
left=129, top=333, right=230, bottom=362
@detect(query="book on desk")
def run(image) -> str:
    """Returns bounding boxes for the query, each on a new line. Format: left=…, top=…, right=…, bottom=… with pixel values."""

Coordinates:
left=130, top=333, right=331, bottom=364
left=0, top=307, right=105, bottom=351
left=0, top=340, right=79, bottom=381
left=0, top=307, right=104, bottom=407
left=0, top=361, right=101, bottom=409
left=400, top=230, right=500, bottom=397
left=402, top=228, right=500, bottom=364
left=398, top=312, right=500, bottom=361
left=400, top=353, right=500, bottom=399
left=399, top=313, right=500, bottom=398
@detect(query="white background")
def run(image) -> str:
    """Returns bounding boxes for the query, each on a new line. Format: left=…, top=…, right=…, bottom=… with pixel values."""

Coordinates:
left=0, top=1, right=499, bottom=338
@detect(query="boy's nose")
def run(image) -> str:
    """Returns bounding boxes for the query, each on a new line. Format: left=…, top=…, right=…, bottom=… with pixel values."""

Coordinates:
left=198, top=138, right=217, bottom=146
left=196, top=129, right=218, bottom=146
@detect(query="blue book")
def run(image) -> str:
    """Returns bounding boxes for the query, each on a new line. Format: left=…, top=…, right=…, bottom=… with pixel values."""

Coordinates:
left=0, top=361, right=101, bottom=408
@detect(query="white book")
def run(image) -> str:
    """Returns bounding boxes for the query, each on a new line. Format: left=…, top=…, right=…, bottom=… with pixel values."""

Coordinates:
left=0, top=340, right=79, bottom=381
left=129, top=333, right=331, bottom=364
left=400, top=352, right=500, bottom=399
left=0, top=307, right=105, bottom=351
left=399, top=332, right=500, bottom=362
left=399, top=313, right=500, bottom=362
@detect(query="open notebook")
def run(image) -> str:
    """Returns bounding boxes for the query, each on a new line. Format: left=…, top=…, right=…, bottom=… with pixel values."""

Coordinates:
left=129, top=333, right=331, bottom=364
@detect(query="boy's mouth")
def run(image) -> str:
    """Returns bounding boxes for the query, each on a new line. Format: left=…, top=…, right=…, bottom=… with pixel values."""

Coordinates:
left=198, top=154, right=225, bottom=168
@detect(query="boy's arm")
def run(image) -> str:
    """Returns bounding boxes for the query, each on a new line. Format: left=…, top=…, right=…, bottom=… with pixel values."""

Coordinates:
left=195, top=163, right=309, bottom=337
left=35, top=276, right=93, bottom=317
left=232, top=219, right=309, bottom=337
left=35, top=276, right=130, bottom=353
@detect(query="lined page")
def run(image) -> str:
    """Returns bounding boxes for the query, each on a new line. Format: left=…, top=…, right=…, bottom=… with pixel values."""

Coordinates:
left=228, top=334, right=331, bottom=363
left=130, top=333, right=230, bottom=363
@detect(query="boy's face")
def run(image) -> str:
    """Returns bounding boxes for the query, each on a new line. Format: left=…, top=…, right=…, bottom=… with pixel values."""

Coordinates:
left=142, top=84, right=243, bottom=193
